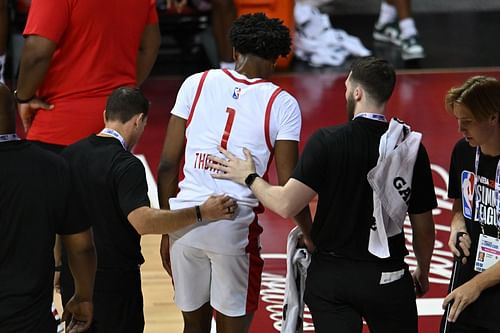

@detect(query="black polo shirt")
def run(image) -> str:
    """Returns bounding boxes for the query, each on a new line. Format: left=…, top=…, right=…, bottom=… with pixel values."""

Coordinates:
left=61, top=135, right=150, bottom=270
left=292, top=118, right=437, bottom=261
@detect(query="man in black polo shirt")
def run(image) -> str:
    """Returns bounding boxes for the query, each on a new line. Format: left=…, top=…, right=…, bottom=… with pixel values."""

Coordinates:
left=0, top=83, right=97, bottom=333
left=61, top=87, right=236, bottom=333
left=209, top=57, right=437, bottom=333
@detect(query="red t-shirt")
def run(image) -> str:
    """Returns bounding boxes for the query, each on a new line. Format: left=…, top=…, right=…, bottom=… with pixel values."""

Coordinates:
left=23, top=0, right=158, bottom=145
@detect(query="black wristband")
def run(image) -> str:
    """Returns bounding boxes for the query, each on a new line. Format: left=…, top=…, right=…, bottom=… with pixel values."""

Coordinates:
left=245, top=173, right=259, bottom=187
left=13, top=90, right=35, bottom=104
left=195, top=205, right=202, bottom=223
left=54, top=265, right=62, bottom=272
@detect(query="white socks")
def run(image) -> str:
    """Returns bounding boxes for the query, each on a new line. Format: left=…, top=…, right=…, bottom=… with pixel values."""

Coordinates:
left=377, top=2, right=397, bottom=26
left=0, top=54, right=5, bottom=84
left=377, top=2, right=418, bottom=39
left=399, top=18, right=418, bottom=39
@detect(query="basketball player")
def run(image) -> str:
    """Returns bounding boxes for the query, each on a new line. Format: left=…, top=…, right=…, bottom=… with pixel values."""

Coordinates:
left=61, top=87, right=236, bottom=333
left=157, top=13, right=313, bottom=333
left=208, top=57, right=437, bottom=333
left=0, top=83, right=96, bottom=333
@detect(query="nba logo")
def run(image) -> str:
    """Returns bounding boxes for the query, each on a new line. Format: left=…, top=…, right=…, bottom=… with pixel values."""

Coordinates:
left=461, top=171, right=475, bottom=219
left=232, top=87, right=241, bottom=99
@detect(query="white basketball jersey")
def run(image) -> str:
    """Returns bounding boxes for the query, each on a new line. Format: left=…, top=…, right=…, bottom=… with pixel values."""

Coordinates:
left=169, top=69, right=301, bottom=254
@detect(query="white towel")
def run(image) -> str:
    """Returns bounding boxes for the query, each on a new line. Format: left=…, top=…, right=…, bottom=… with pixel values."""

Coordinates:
left=367, top=118, right=422, bottom=258
left=281, top=227, right=311, bottom=333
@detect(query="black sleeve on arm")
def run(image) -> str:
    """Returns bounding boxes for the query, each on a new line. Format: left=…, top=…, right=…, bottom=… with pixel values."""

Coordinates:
left=408, top=144, right=438, bottom=214
left=291, top=130, right=327, bottom=194
left=116, top=158, right=151, bottom=217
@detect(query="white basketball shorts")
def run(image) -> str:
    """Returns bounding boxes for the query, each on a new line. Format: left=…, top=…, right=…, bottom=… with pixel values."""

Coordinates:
left=170, top=241, right=264, bottom=317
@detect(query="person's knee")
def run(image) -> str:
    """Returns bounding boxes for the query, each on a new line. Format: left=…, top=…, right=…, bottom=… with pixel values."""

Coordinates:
left=182, top=303, right=212, bottom=333
left=215, top=311, right=253, bottom=333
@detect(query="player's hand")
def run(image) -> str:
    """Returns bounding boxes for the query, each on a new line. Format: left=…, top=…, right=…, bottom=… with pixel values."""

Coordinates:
left=62, top=295, right=93, bottom=333
left=208, top=146, right=256, bottom=185
left=200, top=195, right=237, bottom=222
left=18, top=97, right=54, bottom=132
left=160, top=234, right=172, bottom=277
left=448, top=229, right=470, bottom=265
left=411, top=266, right=429, bottom=297
left=442, top=279, right=481, bottom=323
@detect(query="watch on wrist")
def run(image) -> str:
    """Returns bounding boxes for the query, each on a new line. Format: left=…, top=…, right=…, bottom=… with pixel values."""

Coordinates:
left=13, top=90, right=35, bottom=104
left=244, top=173, right=259, bottom=187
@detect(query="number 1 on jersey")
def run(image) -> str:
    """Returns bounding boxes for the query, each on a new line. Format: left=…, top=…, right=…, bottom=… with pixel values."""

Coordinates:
left=221, top=107, right=236, bottom=149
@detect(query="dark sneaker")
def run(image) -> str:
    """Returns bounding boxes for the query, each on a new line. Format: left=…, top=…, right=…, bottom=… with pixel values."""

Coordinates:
left=373, top=21, right=401, bottom=46
left=401, top=35, right=425, bottom=60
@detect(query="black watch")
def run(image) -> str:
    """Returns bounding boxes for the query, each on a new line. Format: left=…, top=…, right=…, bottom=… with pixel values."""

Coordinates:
left=244, top=173, right=259, bottom=187
left=13, top=90, right=35, bottom=104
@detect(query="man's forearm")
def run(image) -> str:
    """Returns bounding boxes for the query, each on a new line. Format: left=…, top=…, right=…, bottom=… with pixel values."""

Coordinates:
left=472, top=260, right=500, bottom=292
left=17, top=37, right=55, bottom=99
left=136, top=24, right=160, bottom=86
left=129, top=206, right=198, bottom=235
left=410, top=211, right=435, bottom=273
left=63, top=233, right=97, bottom=301
left=292, top=206, right=313, bottom=237
left=250, top=177, right=295, bottom=218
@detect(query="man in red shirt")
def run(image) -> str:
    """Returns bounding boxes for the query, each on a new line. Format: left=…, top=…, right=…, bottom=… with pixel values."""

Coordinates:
left=14, top=0, right=160, bottom=147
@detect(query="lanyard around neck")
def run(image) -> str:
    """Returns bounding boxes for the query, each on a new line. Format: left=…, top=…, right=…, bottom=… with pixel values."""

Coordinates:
left=99, top=128, right=127, bottom=150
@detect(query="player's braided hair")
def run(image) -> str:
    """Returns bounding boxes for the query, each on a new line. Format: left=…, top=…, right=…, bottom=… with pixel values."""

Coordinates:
left=229, top=13, right=291, bottom=61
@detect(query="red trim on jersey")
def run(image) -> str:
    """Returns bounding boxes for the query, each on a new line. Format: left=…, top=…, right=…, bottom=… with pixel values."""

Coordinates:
left=186, top=70, right=209, bottom=128
left=245, top=212, right=264, bottom=313
left=264, top=88, right=282, bottom=152
left=222, top=69, right=268, bottom=85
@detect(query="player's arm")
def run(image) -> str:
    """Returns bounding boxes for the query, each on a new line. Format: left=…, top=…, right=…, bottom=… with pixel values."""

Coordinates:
left=274, top=140, right=315, bottom=251
left=127, top=195, right=236, bottom=235
left=136, top=22, right=160, bottom=86
left=16, top=35, right=56, bottom=131
left=158, top=114, right=186, bottom=209
left=408, top=210, right=435, bottom=296
left=157, top=114, right=187, bottom=274
left=60, top=228, right=96, bottom=332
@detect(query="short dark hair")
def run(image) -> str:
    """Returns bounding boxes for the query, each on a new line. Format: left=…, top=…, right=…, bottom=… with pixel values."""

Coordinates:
left=229, top=12, right=291, bottom=61
left=349, top=57, right=396, bottom=105
left=445, top=76, right=500, bottom=123
left=105, top=87, right=149, bottom=123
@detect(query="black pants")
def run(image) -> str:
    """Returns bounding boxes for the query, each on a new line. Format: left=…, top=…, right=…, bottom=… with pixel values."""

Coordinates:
left=62, top=268, right=144, bottom=333
left=304, top=252, right=417, bottom=333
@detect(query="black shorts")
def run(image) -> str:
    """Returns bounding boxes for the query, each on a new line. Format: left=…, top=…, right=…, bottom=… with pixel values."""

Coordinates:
left=304, top=252, right=417, bottom=333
